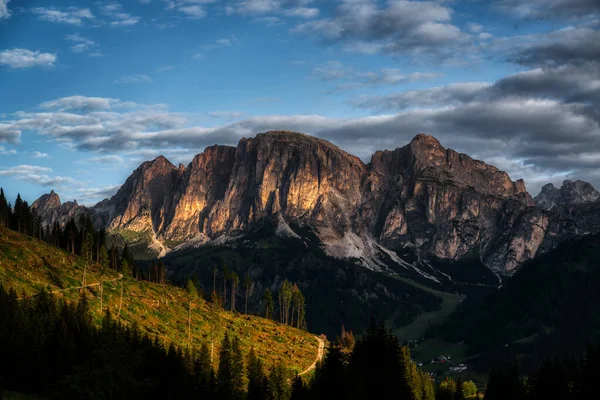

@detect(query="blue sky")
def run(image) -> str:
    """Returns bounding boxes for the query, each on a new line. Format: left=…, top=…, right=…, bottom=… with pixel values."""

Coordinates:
left=1, top=0, right=599, bottom=205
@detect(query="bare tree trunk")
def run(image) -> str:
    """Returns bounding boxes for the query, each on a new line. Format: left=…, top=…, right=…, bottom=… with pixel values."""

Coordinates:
left=245, top=290, right=249, bottom=314
left=117, top=280, right=123, bottom=318
left=231, top=282, right=235, bottom=312
left=188, top=301, right=192, bottom=349
left=81, top=265, right=87, bottom=292
left=99, top=283, right=103, bottom=312
left=213, top=268, right=216, bottom=293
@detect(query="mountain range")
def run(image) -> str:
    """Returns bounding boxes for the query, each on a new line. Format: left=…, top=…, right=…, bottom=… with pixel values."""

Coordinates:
left=33, top=131, right=600, bottom=282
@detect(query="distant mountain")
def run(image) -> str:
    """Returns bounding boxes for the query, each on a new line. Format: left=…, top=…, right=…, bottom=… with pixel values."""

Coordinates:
left=31, top=131, right=600, bottom=279
left=31, top=190, right=86, bottom=227
left=534, top=180, right=600, bottom=210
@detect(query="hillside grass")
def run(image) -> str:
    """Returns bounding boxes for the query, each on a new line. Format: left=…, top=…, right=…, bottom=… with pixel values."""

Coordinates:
left=0, top=226, right=318, bottom=374
left=390, top=275, right=464, bottom=342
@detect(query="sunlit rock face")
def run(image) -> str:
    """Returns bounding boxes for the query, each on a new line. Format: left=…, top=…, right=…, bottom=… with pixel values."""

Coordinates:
left=33, top=131, right=600, bottom=275
left=102, top=156, right=183, bottom=233
left=362, top=134, right=539, bottom=273
left=203, top=131, right=367, bottom=238
left=32, top=190, right=86, bottom=227
left=162, top=144, right=236, bottom=241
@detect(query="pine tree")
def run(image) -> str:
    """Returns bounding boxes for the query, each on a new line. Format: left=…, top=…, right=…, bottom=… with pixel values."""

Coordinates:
left=437, top=377, right=456, bottom=400
left=268, top=361, right=291, bottom=400
left=230, top=272, right=239, bottom=312
left=186, top=280, right=199, bottom=349
left=290, top=374, right=308, bottom=400
left=195, top=342, right=214, bottom=397
left=247, top=348, right=269, bottom=400
left=121, top=258, right=131, bottom=277
left=0, top=188, right=9, bottom=228
left=223, top=264, right=229, bottom=309
left=263, top=289, right=274, bottom=320
left=244, top=274, right=252, bottom=314
left=81, top=232, right=94, bottom=262
left=230, top=337, right=245, bottom=398
left=217, top=332, right=244, bottom=400
left=454, top=378, right=464, bottom=400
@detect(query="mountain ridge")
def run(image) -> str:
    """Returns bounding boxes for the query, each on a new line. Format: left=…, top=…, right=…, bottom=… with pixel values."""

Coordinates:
left=31, top=131, right=600, bottom=277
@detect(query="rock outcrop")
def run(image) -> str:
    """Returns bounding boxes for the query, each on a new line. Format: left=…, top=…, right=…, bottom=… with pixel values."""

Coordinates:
left=534, top=180, right=600, bottom=210
left=33, top=131, right=600, bottom=276
left=32, top=190, right=86, bottom=227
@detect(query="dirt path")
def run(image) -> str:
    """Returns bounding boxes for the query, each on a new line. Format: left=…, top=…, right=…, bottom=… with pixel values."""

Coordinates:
left=299, top=335, right=325, bottom=376
left=51, top=273, right=123, bottom=295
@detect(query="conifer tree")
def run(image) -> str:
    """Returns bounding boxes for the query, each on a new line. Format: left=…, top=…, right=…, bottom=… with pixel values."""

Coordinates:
left=454, top=378, right=464, bottom=400
left=244, top=274, right=252, bottom=314
left=0, top=188, right=9, bottom=228
left=217, top=332, right=243, bottom=400
left=195, top=342, right=214, bottom=397
left=268, top=361, right=291, bottom=400
left=223, top=264, right=229, bottom=309
left=81, top=232, right=94, bottom=262
left=230, top=337, right=245, bottom=398
left=230, top=271, right=239, bottom=312
left=290, top=374, right=308, bottom=400
left=263, top=289, right=274, bottom=320
left=247, top=348, right=269, bottom=400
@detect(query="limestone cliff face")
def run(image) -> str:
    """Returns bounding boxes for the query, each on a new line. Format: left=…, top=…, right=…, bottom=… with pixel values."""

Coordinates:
left=362, top=134, right=538, bottom=272
left=98, top=156, right=183, bottom=233
left=162, top=145, right=236, bottom=241
left=32, top=190, right=86, bottom=227
left=202, top=132, right=366, bottom=239
left=33, top=131, right=600, bottom=275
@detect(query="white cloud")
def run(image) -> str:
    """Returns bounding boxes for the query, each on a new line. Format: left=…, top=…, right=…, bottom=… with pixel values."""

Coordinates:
left=157, top=65, right=174, bottom=72
left=113, top=74, right=152, bottom=84
left=32, top=151, right=51, bottom=159
left=0, top=48, right=57, bottom=68
left=74, top=185, right=121, bottom=203
left=0, top=165, right=81, bottom=188
left=312, top=61, right=442, bottom=90
left=32, top=7, right=95, bottom=25
left=40, top=96, right=163, bottom=111
left=65, top=33, right=97, bottom=54
left=97, top=2, right=141, bottom=26
left=192, top=52, right=204, bottom=60
left=0, top=146, right=16, bottom=155
left=88, top=155, right=125, bottom=164
left=231, top=0, right=320, bottom=19
left=179, top=5, right=206, bottom=17
left=0, top=0, right=11, bottom=20
left=291, top=0, right=471, bottom=61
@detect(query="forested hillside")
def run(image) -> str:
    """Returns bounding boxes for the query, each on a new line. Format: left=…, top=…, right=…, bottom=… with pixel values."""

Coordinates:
left=439, top=233, right=600, bottom=371
left=0, top=223, right=321, bottom=396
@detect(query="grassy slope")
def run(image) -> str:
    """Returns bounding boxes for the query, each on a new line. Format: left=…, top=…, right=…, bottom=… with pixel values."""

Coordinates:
left=0, top=226, right=318, bottom=374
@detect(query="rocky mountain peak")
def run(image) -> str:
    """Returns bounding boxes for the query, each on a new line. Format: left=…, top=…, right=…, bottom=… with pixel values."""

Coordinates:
left=32, top=190, right=61, bottom=211
left=535, top=179, right=600, bottom=210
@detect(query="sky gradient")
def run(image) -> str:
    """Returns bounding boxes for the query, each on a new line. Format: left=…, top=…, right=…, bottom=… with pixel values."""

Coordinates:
left=1, top=0, right=599, bottom=205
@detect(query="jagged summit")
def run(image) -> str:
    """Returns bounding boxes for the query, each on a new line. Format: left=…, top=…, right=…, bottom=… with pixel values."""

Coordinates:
left=535, top=179, right=600, bottom=210
left=33, top=130, right=599, bottom=275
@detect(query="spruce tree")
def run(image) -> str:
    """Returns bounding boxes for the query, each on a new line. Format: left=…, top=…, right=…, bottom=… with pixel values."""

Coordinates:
left=263, top=289, right=274, bottom=320
left=195, top=342, right=214, bottom=398
left=247, top=348, right=269, bottom=400
left=217, top=332, right=234, bottom=400
left=244, top=274, right=252, bottom=314
left=230, top=271, right=239, bottom=312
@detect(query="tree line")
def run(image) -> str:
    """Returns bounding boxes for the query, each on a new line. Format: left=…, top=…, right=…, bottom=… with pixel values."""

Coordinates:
left=0, top=284, right=307, bottom=399
left=482, top=347, right=600, bottom=400
left=206, top=263, right=306, bottom=329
